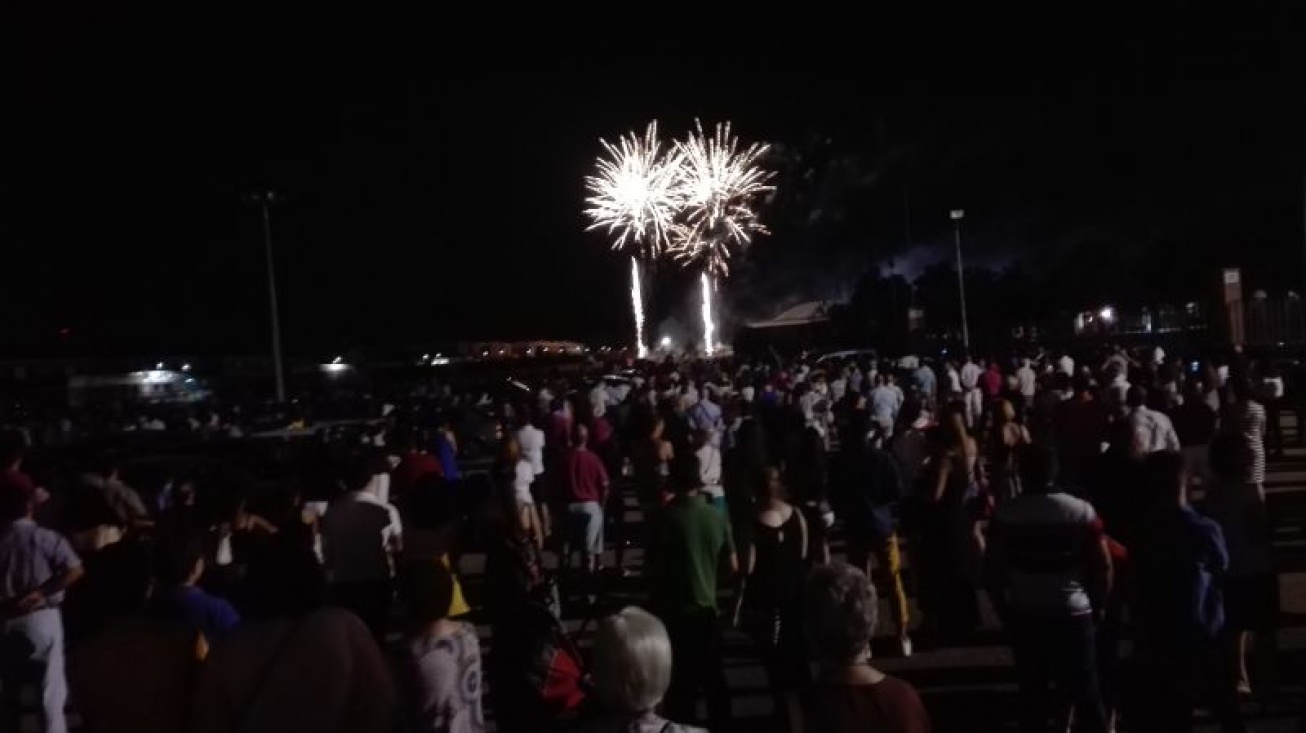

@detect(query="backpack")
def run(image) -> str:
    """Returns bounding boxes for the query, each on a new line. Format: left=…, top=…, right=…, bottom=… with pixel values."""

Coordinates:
left=523, top=601, right=589, bottom=715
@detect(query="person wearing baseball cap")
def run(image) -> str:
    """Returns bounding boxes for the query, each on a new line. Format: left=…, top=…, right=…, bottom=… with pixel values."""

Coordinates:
left=1, top=468, right=84, bottom=733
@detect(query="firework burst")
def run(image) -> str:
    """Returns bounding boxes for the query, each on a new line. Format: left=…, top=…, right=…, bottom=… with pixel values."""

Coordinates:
left=669, top=120, right=774, bottom=280
left=583, top=121, right=684, bottom=259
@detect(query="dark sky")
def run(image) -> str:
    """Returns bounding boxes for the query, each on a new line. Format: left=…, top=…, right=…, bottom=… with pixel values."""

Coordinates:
left=6, top=15, right=1306, bottom=357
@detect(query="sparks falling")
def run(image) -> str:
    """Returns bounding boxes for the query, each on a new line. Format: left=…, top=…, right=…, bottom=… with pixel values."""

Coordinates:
left=583, top=121, right=684, bottom=260
left=669, top=120, right=774, bottom=280
left=700, top=272, right=716, bottom=356
left=631, top=257, right=648, bottom=359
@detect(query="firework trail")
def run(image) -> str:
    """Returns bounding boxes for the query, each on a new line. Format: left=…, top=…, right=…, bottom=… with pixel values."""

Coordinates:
left=630, top=257, right=647, bottom=359
left=671, top=120, right=773, bottom=355
left=700, top=272, right=716, bottom=356
left=584, top=122, right=683, bottom=357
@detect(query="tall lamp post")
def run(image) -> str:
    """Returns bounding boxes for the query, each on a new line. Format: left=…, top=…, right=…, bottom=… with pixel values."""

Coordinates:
left=950, top=209, right=971, bottom=353
left=246, top=191, right=286, bottom=403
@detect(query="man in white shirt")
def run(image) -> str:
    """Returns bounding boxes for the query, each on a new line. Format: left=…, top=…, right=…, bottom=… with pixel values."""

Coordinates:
left=1124, top=387, right=1181, bottom=454
left=1016, top=358, right=1037, bottom=400
left=1058, top=353, right=1075, bottom=377
left=945, top=361, right=962, bottom=397
left=607, top=380, right=632, bottom=406
left=589, top=381, right=609, bottom=417
left=694, top=430, right=725, bottom=508
left=321, top=459, right=403, bottom=640
left=960, top=357, right=984, bottom=428
left=514, top=413, right=548, bottom=532
left=515, top=416, right=546, bottom=478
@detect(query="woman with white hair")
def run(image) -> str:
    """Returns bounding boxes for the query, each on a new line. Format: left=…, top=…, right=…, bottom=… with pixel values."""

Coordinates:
left=586, top=606, right=705, bottom=733
left=801, top=563, right=930, bottom=733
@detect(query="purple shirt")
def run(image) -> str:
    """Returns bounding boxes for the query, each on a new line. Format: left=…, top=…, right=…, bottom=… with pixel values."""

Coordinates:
left=0, top=518, right=82, bottom=608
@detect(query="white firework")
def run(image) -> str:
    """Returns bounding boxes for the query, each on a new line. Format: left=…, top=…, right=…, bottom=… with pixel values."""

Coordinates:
left=583, top=121, right=684, bottom=259
left=670, top=120, right=774, bottom=279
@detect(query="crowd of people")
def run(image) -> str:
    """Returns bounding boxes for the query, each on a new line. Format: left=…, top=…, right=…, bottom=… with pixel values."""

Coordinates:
left=0, top=342, right=1291, bottom=733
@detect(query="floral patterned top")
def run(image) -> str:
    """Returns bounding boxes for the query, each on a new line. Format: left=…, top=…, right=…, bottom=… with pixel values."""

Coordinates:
left=400, top=622, right=484, bottom=733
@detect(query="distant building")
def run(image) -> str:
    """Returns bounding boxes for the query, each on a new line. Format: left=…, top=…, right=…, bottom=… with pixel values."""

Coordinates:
left=736, top=301, right=833, bottom=352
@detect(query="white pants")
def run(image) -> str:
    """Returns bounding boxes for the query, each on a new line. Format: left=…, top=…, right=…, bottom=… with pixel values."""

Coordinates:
left=1, top=608, right=67, bottom=733
left=965, top=389, right=984, bottom=428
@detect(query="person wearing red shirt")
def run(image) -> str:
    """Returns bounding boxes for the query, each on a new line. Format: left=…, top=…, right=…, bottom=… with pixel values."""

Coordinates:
left=557, top=424, right=609, bottom=573
left=981, top=361, right=1005, bottom=398
left=393, top=433, right=443, bottom=497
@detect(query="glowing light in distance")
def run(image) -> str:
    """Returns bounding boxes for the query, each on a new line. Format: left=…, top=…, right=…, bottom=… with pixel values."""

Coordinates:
left=1099, top=307, right=1115, bottom=323
left=134, top=370, right=177, bottom=384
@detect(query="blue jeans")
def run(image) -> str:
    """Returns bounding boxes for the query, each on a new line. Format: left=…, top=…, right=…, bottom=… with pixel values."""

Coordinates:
left=1008, top=613, right=1106, bottom=733
left=1, top=609, right=68, bottom=733
left=566, top=501, right=604, bottom=563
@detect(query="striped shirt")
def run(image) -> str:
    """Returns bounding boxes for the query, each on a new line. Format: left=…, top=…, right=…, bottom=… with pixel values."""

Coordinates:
left=1235, top=400, right=1267, bottom=485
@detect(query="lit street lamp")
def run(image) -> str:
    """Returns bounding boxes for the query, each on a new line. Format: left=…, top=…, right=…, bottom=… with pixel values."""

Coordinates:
left=950, top=209, right=971, bottom=353
left=246, top=191, right=286, bottom=403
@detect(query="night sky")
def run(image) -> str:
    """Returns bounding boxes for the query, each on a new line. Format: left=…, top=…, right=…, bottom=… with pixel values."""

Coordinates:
left=6, top=15, right=1306, bottom=357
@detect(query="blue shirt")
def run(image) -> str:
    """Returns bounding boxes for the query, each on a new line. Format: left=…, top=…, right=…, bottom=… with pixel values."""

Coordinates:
left=686, top=399, right=723, bottom=443
left=869, top=385, right=901, bottom=422
left=0, top=518, right=81, bottom=608
left=1134, top=505, right=1228, bottom=643
left=434, top=435, right=460, bottom=481
left=912, top=366, right=937, bottom=398
left=151, top=585, right=240, bottom=638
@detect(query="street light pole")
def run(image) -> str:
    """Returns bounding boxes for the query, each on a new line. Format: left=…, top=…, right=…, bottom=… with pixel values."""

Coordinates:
left=248, top=191, right=286, bottom=403
left=950, top=209, right=971, bottom=354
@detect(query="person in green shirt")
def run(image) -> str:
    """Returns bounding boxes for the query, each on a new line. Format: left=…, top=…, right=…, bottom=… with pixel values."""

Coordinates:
left=652, top=451, right=737, bottom=732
